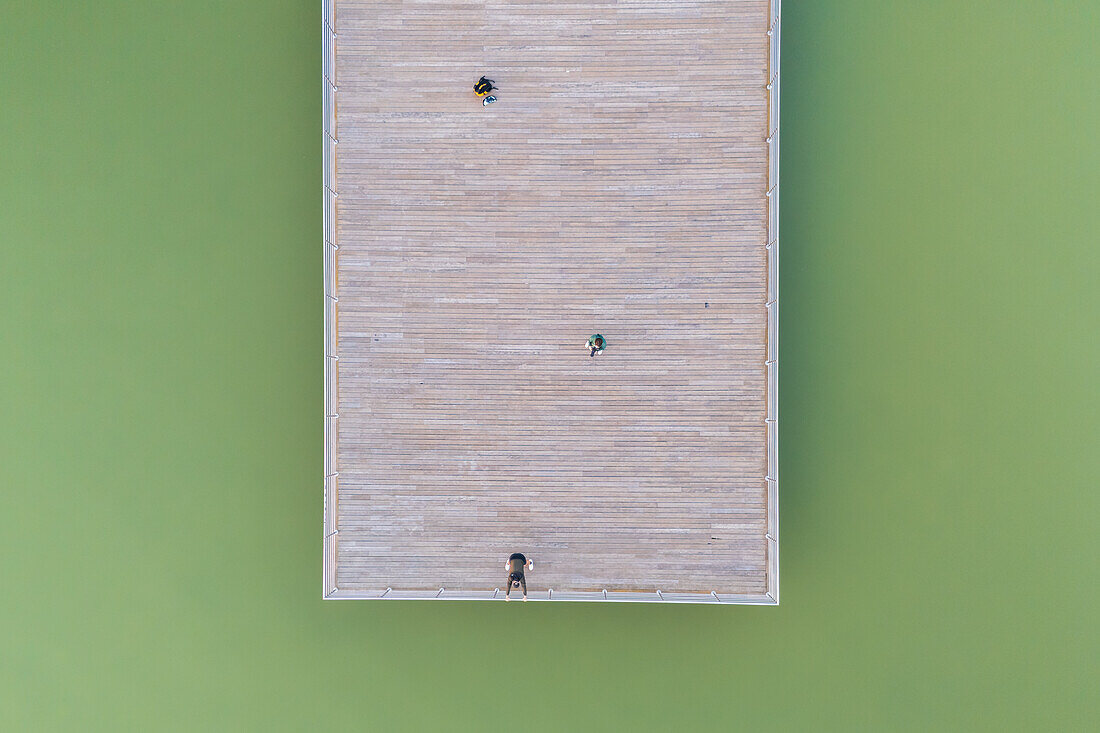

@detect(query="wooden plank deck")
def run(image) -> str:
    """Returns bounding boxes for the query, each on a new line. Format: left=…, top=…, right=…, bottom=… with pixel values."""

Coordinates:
left=330, top=0, right=772, bottom=598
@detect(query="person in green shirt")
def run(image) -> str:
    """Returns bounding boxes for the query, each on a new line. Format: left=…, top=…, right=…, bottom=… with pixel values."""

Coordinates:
left=504, top=552, right=533, bottom=601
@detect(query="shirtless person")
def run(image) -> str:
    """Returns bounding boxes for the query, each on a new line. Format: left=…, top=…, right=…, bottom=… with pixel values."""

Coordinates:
left=504, top=552, right=533, bottom=601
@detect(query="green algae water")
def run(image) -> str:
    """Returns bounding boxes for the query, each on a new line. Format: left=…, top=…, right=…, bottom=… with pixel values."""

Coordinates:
left=1, top=1, right=1097, bottom=729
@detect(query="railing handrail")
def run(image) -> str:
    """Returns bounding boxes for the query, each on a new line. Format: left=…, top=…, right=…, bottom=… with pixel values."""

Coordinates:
left=325, top=588, right=777, bottom=604
left=322, top=0, right=339, bottom=599
left=764, top=0, right=781, bottom=604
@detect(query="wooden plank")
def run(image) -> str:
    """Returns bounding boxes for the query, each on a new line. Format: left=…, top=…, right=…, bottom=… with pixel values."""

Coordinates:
left=332, top=0, right=770, bottom=596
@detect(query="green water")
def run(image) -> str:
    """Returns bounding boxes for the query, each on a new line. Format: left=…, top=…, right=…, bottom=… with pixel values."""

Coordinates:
left=1, top=1, right=1097, bottom=730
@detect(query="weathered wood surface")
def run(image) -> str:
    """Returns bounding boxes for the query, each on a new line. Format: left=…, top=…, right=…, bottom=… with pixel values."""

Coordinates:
left=333, top=0, right=770, bottom=594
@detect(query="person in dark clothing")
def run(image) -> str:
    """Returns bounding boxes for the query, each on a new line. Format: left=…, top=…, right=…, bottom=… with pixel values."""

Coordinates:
left=474, top=76, right=496, bottom=97
left=504, top=552, right=533, bottom=601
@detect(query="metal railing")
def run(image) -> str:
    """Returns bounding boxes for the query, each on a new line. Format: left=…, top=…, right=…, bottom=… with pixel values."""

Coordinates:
left=764, top=0, right=781, bottom=604
left=326, top=588, right=779, bottom=604
left=322, top=0, right=339, bottom=599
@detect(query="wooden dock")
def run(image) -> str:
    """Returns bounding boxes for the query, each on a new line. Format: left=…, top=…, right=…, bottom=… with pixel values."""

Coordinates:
left=323, top=0, right=779, bottom=602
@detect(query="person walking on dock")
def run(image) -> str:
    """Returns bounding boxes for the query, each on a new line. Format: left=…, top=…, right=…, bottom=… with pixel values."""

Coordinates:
left=504, top=552, right=533, bottom=601
left=474, top=76, right=496, bottom=97
left=585, top=334, right=606, bottom=357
